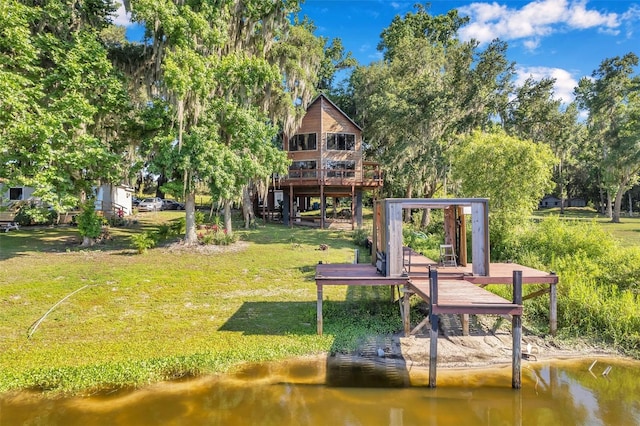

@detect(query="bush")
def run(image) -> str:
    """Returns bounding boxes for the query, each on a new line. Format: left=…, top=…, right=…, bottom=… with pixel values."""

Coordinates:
left=197, top=225, right=237, bottom=246
left=14, top=203, right=57, bottom=226
left=171, top=218, right=186, bottom=235
left=504, top=217, right=640, bottom=356
left=77, top=201, right=103, bottom=240
left=351, top=227, right=369, bottom=247
left=130, top=231, right=157, bottom=254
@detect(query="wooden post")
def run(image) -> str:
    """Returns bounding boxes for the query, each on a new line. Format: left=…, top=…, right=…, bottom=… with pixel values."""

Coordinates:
left=351, top=184, right=355, bottom=230
left=289, top=185, right=294, bottom=228
left=461, top=314, right=469, bottom=336
left=457, top=206, right=467, bottom=266
left=371, top=201, right=378, bottom=266
left=550, top=278, right=557, bottom=336
left=317, top=281, right=323, bottom=335
left=320, top=184, right=325, bottom=230
left=403, top=284, right=412, bottom=337
left=512, top=270, right=523, bottom=389
left=429, top=269, right=439, bottom=388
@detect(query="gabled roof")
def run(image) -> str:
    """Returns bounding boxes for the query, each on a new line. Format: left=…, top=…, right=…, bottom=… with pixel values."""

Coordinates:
left=306, top=93, right=363, bottom=132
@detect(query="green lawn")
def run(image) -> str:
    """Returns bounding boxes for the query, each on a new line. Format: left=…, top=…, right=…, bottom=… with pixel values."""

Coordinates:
left=533, top=207, right=640, bottom=247
left=2, top=207, right=638, bottom=395
left=0, top=213, right=398, bottom=394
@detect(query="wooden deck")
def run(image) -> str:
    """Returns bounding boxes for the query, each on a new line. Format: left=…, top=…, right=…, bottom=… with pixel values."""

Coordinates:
left=315, top=256, right=558, bottom=337
left=408, top=278, right=522, bottom=316
left=403, top=248, right=558, bottom=284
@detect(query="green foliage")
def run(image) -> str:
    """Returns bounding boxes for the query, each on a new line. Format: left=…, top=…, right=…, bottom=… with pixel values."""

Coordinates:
left=14, top=203, right=57, bottom=226
left=194, top=210, right=205, bottom=226
left=453, top=130, right=557, bottom=255
left=130, top=231, right=157, bottom=254
left=574, top=53, right=640, bottom=222
left=509, top=217, right=640, bottom=355
left=76, top=201, right=103, bottom=239
left=197, top=224, right=237, bottom=245
left=0, top=1, right=129, bottom=210
left=351, top=227, right=369, bottom=247
left=171, top=217, right=186, bottom=235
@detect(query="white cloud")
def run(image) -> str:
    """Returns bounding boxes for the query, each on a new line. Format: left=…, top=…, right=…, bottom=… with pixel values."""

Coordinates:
left=113, top=4, right=132, bottom=27
left=515, top=66, right=578, bottom=103
left=621, top=4, right=640, bottom=38
left=458, top=0, right=620, bottom=46
left=522, top=38, right=541, bottom=50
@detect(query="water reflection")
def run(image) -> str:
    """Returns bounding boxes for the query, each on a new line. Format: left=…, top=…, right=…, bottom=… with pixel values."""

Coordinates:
left=1, top=358, right=639, bottom=425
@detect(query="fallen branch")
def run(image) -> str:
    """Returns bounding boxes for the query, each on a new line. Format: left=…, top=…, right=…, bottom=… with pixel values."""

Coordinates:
left=27, top=284, right=93, bottom=338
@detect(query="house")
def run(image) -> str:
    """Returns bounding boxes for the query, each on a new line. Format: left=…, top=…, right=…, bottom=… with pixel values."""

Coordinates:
left=1, top=181, right=132, bottom=216
left=539, top=195, right=561, bottom=208
left=95, top=183, right=134, bottom=216
left=262, top=94, right=383, bottom=229
left=0, top=183, right=35, bottom=207
left=538, top=195, right=587, bottom=209
left=568, top=198, right=586, bottom=208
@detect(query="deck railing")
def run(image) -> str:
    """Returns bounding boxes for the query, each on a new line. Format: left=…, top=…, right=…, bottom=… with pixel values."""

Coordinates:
left=282, top=162, right=383, bottom=186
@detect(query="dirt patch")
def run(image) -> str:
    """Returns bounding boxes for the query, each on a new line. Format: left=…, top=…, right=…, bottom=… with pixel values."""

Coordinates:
left=161, top=240, right=249, bottom=255
left=346, top=314, right=619, bottom=372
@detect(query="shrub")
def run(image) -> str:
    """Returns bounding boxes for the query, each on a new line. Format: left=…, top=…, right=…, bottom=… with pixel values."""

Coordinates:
left=76, top=201, right=103, bottom=240
left=195, top=211, right=205, bottom=226
left=170, top=218, right=186, bottom=235
left=351, top=227, right=369, bottom=247
left=130, top=231, right=157, bottom=254
left=197, top=225, right=237, bottom=246
left=14, top=203, right=57, bottom=226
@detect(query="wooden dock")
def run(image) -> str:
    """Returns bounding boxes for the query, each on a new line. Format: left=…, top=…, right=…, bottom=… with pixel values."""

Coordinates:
left=315, top=258, right=557, bottom=389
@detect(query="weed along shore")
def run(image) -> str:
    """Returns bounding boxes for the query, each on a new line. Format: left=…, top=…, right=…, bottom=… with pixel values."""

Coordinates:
left=0, top=212, right=639, bottom=396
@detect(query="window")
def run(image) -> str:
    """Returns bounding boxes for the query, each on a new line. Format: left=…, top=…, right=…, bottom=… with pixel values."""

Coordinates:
left=326, top=161, right=356, bottom=178
left=9, top=188, right=23, bottom=201
left=289, top=161, right=317, bottom=178
left=326, top=133, right=355, bottom=151
left=289, top=133, right=317, bottom=151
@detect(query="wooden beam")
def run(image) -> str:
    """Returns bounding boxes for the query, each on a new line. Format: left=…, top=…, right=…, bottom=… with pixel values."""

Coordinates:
left=471, top=201, right=489, bottom=276
left=403, top=285, right=412, bottom=336
left=457, top=206, right=467, bottom=266
left=522, top=287, right=550, bottom=301
left=429, top=269, right=438, bottom=387
left=550, top=281, right=557, bottom=336
left=512, top=270, right=523, bottom=389
left=351, top=184, right=355, bottom=230
left=317, top=281, right=323, bottom=335
left=461, top=314, right=469, bottom=336
left=289, top=184, right=294, bottom=228
left=386, top=200, right=404, bottom=277
left=320, top=184, right=325, bottom=229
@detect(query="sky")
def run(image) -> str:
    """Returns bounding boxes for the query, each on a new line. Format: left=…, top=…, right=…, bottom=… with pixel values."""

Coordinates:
left=115, top=0, right=640, bottom=104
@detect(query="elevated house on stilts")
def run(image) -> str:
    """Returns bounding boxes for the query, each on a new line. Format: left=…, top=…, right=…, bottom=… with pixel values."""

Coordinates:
left=256, top=94, right=383, bottom=229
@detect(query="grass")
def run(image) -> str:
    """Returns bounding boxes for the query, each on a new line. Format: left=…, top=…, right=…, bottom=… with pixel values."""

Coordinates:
left=0, top=212, right=397, bottom=394
left=533, top=207, right=640, bottom=247
left=2, top=207, right=638, bottom=394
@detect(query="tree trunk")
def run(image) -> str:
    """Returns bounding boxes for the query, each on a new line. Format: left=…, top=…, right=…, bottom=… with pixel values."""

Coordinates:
left=558, top=159, right=565, bottom=215
left=184, top=191, right=198, bottom=244
left=80, top=236, right=94, bottom=247
left=242, top=186, right=254, bottom=229
left=155, top=173, right=167, bottom=199
left=223, top=199, right=233, bottom=235
left=606, top=190, right=613, bottom=219
left=612, top=179, right=629, bottom=223
left=404, top=182, right=413, bottom=222
left=420, top=208, right=431, bottom=229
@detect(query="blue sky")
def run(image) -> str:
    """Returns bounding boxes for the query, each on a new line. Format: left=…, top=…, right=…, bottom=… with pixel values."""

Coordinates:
left=115, top=0, right=640, bottom=104
left=296, top=0, right=640, bottom=103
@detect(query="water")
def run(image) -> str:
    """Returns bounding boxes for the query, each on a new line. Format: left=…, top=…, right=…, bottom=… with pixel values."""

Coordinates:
left=1, top=357, right=639, bottom=425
